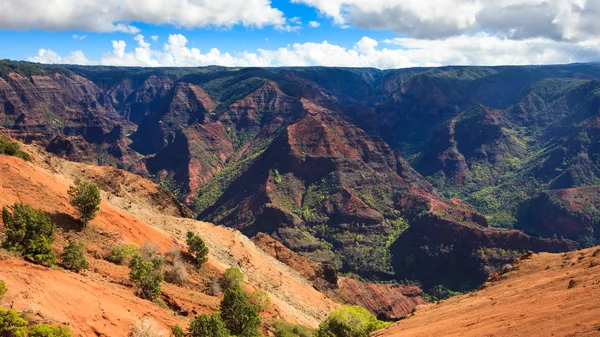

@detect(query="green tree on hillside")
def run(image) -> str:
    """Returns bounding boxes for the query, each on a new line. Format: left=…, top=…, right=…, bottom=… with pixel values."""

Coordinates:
left=189, top=313, right=230, bottom=337
left=129, top=250, right=164, bottom=301
left=220, top=284, right=261, bottom=337
left=0, top=280, right=6, bottom=300
left=61, top=241, right=89, bottom=272
left=68, top=179, right=101, bottom=227
left=28, top=324, right=72, bottom=337
left=316, top=306, right=389, bottom=337
left=0, top=307, right=28, bottom=337
left=222, top=267, right=244, bottom=290
left=186, top=231, right=209, bottom=267
left=2, top=202, right=56, bottom=265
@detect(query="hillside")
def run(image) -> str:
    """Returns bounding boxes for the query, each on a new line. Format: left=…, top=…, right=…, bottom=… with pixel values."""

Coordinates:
left=374, top=247, right=600, bottom=337
left=4, top=60, right=600, bottom=292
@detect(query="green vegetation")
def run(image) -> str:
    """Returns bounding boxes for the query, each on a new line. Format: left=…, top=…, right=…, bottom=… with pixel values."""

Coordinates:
left=0, top=136, right=31, bottom=161
left=128, top=247, right=164, bottom=301
left=68, top=179, right=101, bottom=227
left=189, top=313, right=230, bottom=337
left=186, top=231, right=209, bottom=267
left=159, top=174, right=184, bottom=200
left=172, top=324, right=185, bottom=337
left=271, top=319, right=314, bottom=337
left=2, top=203, right=56, bottom=265
left=61, top=241, right=89, bottom=272
left=247, top=289, right=271, bottom=312
left=220, top=284, right=261, bottom=337
left=0, top=280, right=6, bottom=300
left=316, top=306, right=389, bottom=337
left=107, top=243, right=138, bottom=265
left=28, top=324, right=72, bottom=337
left=0, top=306, right=28, bottom=337
left=222, top=267, right=244, bottom=290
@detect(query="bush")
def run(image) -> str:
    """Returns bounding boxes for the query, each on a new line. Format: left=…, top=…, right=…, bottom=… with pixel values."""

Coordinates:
left=28, top=324, right=72, bottom=337
left=316, top=306, right=389, bottom=337
left=271, top=319, right=314, bottom=337
left=165, top=260, right=189, bottom=286
left=165, top=246, right=182, bottom=264
left=108, top=243, right=138, bottom=265
left=129, top=250, right=164, bottom=301
left=247, top=289, right=271, bottom=312
left=68, top=179, right=101, bottom=227
left=220, top=284, right=261, bottom=337
left=172, top=324, right=185, bottom=337
left=0, top=306, right=28, bottom=337
left=222, top=267, right=243, bottom=290
left=61, top=241, right=89, bottom=272
left=2, top=203, right=56, bottom=265
left=0, top=136, right=31, bottom=161
left=189, top=313, right=229, bottom=337
left=0, top=280, right=6, bottom=300
left=130, top=317, right=166, bottom=337
left=186, top=231, right=209, bottom=267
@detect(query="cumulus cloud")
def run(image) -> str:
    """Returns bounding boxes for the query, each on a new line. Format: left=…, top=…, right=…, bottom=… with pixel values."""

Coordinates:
left=0, top=0, right=286, bottom=33
left=292, top=0, right=600, bottom=41
left=72, top=34, right=86, bottom=40
left=308, top=21, right=321, bottom=28
left=27, top=33, right=600, bottom=69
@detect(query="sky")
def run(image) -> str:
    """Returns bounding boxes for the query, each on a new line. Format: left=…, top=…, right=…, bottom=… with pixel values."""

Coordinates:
left=0, top=0, right=599, bottom=69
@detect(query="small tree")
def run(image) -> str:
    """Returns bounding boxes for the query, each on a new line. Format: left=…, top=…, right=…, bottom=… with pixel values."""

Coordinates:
left=0, top=307, right=28, bottom=337
left=186, top=231, right=209, bottom=267
left=129, top=251, right=164, bottom=301
left=189, top=313, right=229, bottom=337
left=28, top=324, right=72, bottom=337
left=172, top=324, right=185, bottom=337
left=247, top=289, right=271, bottom=312
left=61, top=241, right=89, bottom=272
left=108, top=243, right=138, bottom=265
left=222, top=267, right=244, bottom=290
left=316, top=306, right=389, bottom=337
left=68, top=179, right=101, bottom=227
left=2, top=203, right=56, bottom=265
left=0, top=280, right=6, bottom=300
left=220, top=284, right=261, bottom=337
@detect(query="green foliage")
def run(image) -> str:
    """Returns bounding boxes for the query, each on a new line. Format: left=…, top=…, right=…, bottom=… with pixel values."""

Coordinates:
left=68, top=179, right=101, bottom=226
left=107, top=243, right=138, bottom=265
left=0, top=136, right=31, bottom=161
left=129, top=250, right=164, bottom=301
left=316, top=306, right=389, bottom=337
left=186, top=231, right=209, bottom=267
left=271, top=319, right=314, bottom=337
left=159, top=174, right=184, bottom=200
left=247, top=289, right=271, bottom=312
left=28, top=324, right=72, bottom=337
left=61, top=241, right=89, bottom=272
left=189, top=313, right=230, bottom=337
left=0, top=281, right=6, bottom=300
left=2, top=203, right=56, bottom=265
left=220, top=284, right=261, bottom=337
left=0, top=306, right=28, bottom=337
left=172, top=324, right=185, bottom=337
left=222, top=267, right=244, bottom=290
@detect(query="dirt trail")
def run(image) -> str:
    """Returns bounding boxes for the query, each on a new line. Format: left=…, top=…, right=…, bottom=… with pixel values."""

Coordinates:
left=374, top=247, right=600, bottom=337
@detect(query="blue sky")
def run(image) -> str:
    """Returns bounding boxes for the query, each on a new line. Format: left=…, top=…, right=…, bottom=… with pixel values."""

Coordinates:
left=0, top=0, right=598, bottom=68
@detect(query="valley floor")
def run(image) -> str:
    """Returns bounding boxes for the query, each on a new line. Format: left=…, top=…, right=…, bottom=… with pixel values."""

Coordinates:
left=374, top=247, right=600, bottom=337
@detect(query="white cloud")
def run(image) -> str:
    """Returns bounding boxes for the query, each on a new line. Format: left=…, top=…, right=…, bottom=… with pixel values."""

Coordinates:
left=292, top=0, right=599, bottom=41
left=151, top=35, right=159, bottom=41
left=289, top=17, right=302, bottom=24
left=0, top=0, right=286, bottom=33
left=308, top=21, right=321, bottom=28
left=26, top=33, right=600, bottom=69
left=72, top=34, right=86, bottom=40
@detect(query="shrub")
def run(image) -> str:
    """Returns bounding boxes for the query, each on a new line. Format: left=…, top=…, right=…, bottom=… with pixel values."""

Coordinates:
left=316, top=306, right=389, bottom=337
left=0, top=306, right=28, bottom=337
left=271, top=319, right=314, bottom=337
left=247, top=289, right=271, bottom=312
left=129, top=251, right=164, bottom=301
left=186, top=231, right=209, bottom=267
left=172, top=324, right=185, bottom=337
left=61, top=241, right=89, bottom=272
left=2, top=202, right=56, bottom=265
left=130, top=317, right=166, bottom=337
left=222, top=267, right=243, bottom=290
left=165, top=260, right=189, bottom=286
left=0, top=280, right=6, bottom=300
left=68, top=179, right=101, bottom=227
left=108, top=243, right=138, bottom=265
left=165, top=246, right=182, bottom=264
left=188, top=313, right=229, bottom=337
left=220, top=284, right=261, bottom=337
left=28, top=324, right=72, bottom=337
left=0, top=136, right=31, bottom=161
